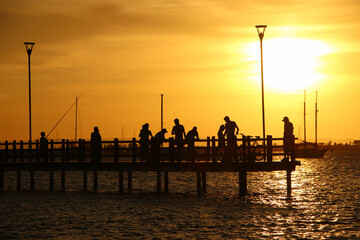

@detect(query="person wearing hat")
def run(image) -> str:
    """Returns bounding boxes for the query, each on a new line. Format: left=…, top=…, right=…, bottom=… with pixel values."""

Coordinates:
left=282, top=116, right=294, bottom=161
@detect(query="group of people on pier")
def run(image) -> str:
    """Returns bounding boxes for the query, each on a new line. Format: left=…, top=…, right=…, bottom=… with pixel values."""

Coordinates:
left=36, top=115, right=293, bottom=163
left=137, top=116, right=242, bottom=163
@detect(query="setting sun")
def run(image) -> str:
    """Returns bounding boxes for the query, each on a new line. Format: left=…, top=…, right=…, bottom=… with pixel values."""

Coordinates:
left=246, top=38, right=333, bottom=92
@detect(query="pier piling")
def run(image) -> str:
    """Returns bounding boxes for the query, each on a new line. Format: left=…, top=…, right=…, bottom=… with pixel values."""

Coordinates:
left=49, top=170, right=54, bottom=192
left=128, top=171, right=132, bottom=192
left=83, top=170, right=87, bottom=192
left=93, top=171, right=98, bottom=191
left=239, top=170, right=247, bottom=197
left=17, top=171, right=21, bottom=191
left=287, top=170, right=292, bottom=195
left=157, top=171, right=161, bottom=193
left=119, top=171, right=124, bottom=193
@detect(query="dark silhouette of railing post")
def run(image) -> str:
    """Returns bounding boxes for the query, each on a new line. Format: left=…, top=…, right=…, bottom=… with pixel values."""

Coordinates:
left=114, top=138, right=119, bottom=163
left=77, top=139, right=82, bottom=162
left=242, top=135, right=247, bottom=162
left=266, top=135, right=272, bottom=162
left=29, top=141, right=34, bottom=191
left=5, top=141, right=8, bottom=162
left=206, top=137, right=211, bottom=162
left=50, top=140, right=54, bottom=162
left=132, top=138, right=136, bottom=163
left=82, top=139, right=86, bottom=162
left=20, top=141, right=24, bottom=162
left=12, top=140, right=16, bottom=163
left=169, top=137, right=174, bottom=163
left=35, top=140, right=40, bottom=162
left=61, top=139, right=66, bottom=191
left=66, top=140, right=70, bottom=162
left=211, top=137, right=216, bottom=163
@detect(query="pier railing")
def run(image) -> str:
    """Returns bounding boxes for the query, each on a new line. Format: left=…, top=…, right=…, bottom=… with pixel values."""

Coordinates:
left=0, top=135, right=296, bottom=163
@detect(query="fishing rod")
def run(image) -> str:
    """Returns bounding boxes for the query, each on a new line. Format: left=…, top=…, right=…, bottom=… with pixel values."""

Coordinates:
left=46, top=93, right=84, bottom=138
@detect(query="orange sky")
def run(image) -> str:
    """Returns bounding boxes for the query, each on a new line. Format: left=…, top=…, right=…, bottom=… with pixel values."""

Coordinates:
left=1, top=0, right=360, bottom=142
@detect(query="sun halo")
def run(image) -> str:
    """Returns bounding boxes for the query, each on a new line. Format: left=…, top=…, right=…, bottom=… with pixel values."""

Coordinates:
left=245, top=38, right=332, bottom=92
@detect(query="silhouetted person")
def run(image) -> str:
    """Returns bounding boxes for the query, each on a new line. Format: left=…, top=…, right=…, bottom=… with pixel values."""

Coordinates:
left=172, top=118, right=186, bottom=162
left=282, top=116, right=294, bottom=161
left=150, top=129, right=167, bottom=164
left=91, top=126, right=102, bottom=162
left=217, top=124, right=228, bottom=163
left=186, top=127, right=199, bottom=162
left=224, top=116, right=239, bottom=163
left=40, top=132, right=48, bottom=163
left=139, top=123, right=153, bottom=163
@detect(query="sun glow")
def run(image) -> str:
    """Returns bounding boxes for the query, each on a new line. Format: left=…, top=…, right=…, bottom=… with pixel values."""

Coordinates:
left=246, top=38, right=332, bottom=92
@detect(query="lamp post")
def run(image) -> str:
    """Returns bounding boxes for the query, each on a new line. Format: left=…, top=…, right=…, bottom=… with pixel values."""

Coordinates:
left=255, top=25, right=267, bottom=150
left=25, top=42, right=35, bottom=163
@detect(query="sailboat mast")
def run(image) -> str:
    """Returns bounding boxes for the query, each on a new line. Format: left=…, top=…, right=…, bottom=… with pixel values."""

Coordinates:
left=304, top=90, right=306, bottom=142
left=161, top=94, right=164, bottom=130
left=315, top=91, right=318, bottom=145
left=75, top=97, right=78, bottom=142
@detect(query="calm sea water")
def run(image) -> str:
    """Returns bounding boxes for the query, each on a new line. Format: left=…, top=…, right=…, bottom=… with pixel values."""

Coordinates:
left=1, top=151, right=359, bottom=239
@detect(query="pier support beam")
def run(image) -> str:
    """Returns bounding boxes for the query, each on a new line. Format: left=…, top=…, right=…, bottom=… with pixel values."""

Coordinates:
left=49, top=170, right=54, bottom=192
left=197, top=172, right=201, bottom=197
left=157, top=171, right=161, bottom=194
left=30, top=170, right=34, bottom=191
left=128, top=171, right=132, bottom=192
left=119, top=171, right=124, bottom=193
left=0, top=170, right=3, bottom=192
left=83, top=171, right=87, bottom=192
left=93, top=171, right=98, bottom=192
left=164, top=171, right=169, bottom=193
left=287, top=170, right=292, bottom=195
left=239, top=170, right=247, bottom=197
left=17, top=171, right=21, bottom=191
left=202, top=172, right=206, bottom=193
left=61, top=170, right=65, bottom=191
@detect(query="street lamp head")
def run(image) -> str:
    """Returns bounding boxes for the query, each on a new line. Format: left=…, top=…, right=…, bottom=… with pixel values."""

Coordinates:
left=255, top=25, right=267, bottom=40
left=24, top=42, right=35, bottom=55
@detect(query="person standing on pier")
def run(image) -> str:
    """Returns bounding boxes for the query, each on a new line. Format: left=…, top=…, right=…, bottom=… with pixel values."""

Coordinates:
left=186, top=126, right=199, bottom=162
left=91, top=127, right=102, bottom=162
left=172, top=118, right=186, bottom=162
left=282, top=116, right=294, bottom=161
left=150, top=129, right=167, bottom=164
left=224, top=116, right=239, bottom=163
left=40, top=132, right=48, bottom=163
left=139, top=123, right=153, bottom=162
left=216, top=124, right=227, bottom=163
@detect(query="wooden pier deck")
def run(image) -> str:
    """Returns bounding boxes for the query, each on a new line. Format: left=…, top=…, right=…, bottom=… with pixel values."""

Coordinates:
left=0, top=135, right=300, bottom=197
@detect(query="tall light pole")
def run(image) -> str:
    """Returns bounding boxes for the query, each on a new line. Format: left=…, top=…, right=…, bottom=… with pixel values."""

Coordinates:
left=25, top=42, right=35, bottom=162
left=255, top=25, right=267, bottom=148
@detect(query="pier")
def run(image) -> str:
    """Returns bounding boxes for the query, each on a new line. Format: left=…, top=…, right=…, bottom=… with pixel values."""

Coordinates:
left=0, top=135, right=300, bottom=197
